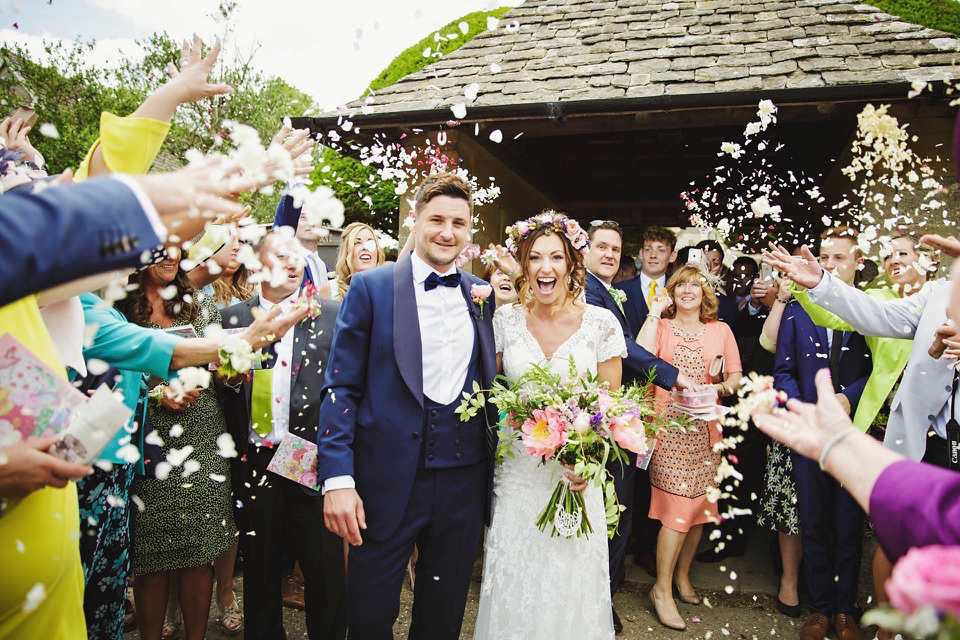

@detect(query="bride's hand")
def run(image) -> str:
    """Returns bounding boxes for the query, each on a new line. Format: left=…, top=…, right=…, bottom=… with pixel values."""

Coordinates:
left=563, top=466, right=588, bottom=492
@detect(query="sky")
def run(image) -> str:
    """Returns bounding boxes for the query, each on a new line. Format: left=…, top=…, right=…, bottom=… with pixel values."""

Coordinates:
left=0, top=0, right=517, bottom=110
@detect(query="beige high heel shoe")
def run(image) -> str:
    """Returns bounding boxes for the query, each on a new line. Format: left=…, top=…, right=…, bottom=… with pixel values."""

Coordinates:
left=650, top=587, right=687, bottom=631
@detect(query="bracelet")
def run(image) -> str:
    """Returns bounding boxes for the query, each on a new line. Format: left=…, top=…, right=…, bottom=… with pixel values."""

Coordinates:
left=818, top=428, right=855, bottom=471
left=647, top=315, right=661, bottom=321
left=776, top=295, right=791, bottom=304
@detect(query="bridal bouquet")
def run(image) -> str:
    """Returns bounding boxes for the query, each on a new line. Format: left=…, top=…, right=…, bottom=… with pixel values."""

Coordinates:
left=457, top=357, right=662, bottom=539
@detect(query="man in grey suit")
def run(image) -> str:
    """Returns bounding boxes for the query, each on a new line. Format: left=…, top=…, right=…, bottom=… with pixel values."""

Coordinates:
left=221, top=231, right=346, bottom=640
left=764, top=237, right=958, bottom=469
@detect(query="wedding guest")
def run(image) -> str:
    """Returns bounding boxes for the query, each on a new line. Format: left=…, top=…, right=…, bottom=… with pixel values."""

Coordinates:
left=212, top=237, right=256, bottom=308
left=272, top=179, right=333, bottom=297
left=330, top=222, right=385, bottom=300
left=221, top=232, right=346, bottom=640
left=481, top=256, right=519, bottom=307
left=583, top=220, right=689, bottom=633
left=788, top=233, right=935, bottom=633
left=114, top=246, right=237, bottom=640
left=636, top=264, right=742, bottom=630
left=695, top=239, right=725, bottom=279
left=771, top=226, right=872, bottom=640
left=614, top=225, right=678, bottom=575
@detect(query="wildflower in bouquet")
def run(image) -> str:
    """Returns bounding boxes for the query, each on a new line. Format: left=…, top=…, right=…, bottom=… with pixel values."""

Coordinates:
left=217, top=334, right=268, bottom=378
left=296, top=281, right=323, bottom=320
left=458, top=357, right=668, bottom=539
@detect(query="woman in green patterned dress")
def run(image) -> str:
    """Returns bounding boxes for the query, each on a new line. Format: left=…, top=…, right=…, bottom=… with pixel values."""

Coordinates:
left=116, top=247, right=236, bottom=640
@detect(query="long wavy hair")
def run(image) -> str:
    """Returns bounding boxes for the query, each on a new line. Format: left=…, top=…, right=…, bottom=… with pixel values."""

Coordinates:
left=212, top=264, right=255, bottom=307
left=663, top=264, right=719, bottom=324
left=335, top=222, right=385, bottom=299
left=515, top=224, right=585, bottom=311
left=115, top=265, right=199, bottom=327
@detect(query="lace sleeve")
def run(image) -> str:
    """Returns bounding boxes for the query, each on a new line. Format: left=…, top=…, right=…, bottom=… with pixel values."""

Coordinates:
left=493, top=304, right=513, bottom=354
left=595, top=307, right=627, bottom=363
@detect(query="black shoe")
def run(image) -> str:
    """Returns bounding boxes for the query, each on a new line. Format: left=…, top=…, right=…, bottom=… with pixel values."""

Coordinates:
left=612, top=606, right=623, bottom=634
left=776, top=597, right=802, bottom=618
left=696, top=544, right=745, bottom=564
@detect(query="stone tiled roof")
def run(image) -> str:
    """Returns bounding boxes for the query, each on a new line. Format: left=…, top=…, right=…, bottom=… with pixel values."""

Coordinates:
left=339, top=0, right=960, bottom=117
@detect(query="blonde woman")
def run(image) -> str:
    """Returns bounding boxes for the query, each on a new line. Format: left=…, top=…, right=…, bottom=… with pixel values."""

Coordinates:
left=331, top=222, right=385, bottom=300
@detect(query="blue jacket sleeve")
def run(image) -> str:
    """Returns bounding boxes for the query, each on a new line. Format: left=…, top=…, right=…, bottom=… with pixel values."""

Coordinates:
left=316, top=274, right=373, bottom=482
left=773, top=306, right=803, bottom=401
left=273, top=194, right=300, bottom=231
left=80, top=293, right=179, bottom=379
left=624, top=338, right=679, bottom=390
left=0, top=177, right=162, bottom=305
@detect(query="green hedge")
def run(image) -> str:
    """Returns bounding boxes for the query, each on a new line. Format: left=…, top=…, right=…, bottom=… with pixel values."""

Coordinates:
left=366, top=7, right=511, bottom=94
left=869, top=0, right=960, bottom=36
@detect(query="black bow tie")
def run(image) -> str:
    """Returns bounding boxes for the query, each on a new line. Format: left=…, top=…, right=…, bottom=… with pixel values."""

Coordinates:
left=424, top=271, right=462, bottom=291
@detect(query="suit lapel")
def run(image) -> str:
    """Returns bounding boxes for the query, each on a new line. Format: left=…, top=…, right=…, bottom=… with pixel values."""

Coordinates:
left=589, top=273, right=627, bottom=326
left=814, top=324, right=829, bottom=354
left=393, top=255, right=424, bottom=408
left=458, top=271, right=496, bottom=389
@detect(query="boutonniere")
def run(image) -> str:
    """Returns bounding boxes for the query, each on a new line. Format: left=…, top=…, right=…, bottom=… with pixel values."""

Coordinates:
left=609, top=287, right=627, bottom=313
left=470, top=284, right=493, bottom=319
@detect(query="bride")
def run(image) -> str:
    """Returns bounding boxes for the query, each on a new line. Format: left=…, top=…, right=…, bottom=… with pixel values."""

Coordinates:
left=475, top=212, right=626, bottom=640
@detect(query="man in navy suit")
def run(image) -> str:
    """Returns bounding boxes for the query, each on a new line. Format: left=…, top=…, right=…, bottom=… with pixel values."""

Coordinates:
left=774, top=227, right=872, bottom=640
left=612, top=225, right=682, bottom=577
left=583, top=220, right=699, bottom=633
left=316, top=173, right=498, bottom=639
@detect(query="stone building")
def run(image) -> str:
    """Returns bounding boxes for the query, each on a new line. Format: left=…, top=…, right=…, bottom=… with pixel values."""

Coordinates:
left=295, top=0, right=960, bottom=254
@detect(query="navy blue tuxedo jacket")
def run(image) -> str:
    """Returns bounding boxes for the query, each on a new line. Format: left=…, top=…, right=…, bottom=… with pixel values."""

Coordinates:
left=316, top=255, right=498, bottom=541
left=612, top=274, right=651, bottom=340
left=0, top=177, right=161, bottom=305
left=585, top=273, right=678, bottom=390
left=773, top=301, right=871, bottom=409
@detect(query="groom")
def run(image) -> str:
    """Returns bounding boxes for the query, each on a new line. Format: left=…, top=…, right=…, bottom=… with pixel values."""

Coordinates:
left=316, top=172, right=498, bottom=639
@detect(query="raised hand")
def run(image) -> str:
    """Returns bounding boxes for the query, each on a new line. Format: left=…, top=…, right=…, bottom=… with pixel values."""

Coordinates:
left=0, top=116, right=44, bottom=166
left=649, top=291, right=672, bottom=316
left=243, top=304, right=310, bottom=351
left=761, top=242, right=823, bottom=289
left=752, top=368, right=856, bottom=461
left=749, top=279, right=777, bottom=308
left=165, top=35, right=234, bottom=103
left=920, top=234, right=960, bottom=259
left=266, top=123, right=315, bottom=179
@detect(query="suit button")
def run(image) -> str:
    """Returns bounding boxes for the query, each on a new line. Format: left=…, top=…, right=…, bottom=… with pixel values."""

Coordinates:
left=431, top=409, right=438, bottom=417
left=430, top=424, right=437, bottom=431
left=427, top=454, right=435, bottom=461
left=948, top=386, right=954, bottom=393
left=428, top=440, right=435, bottom=447
left=412, top=433, right=421, bottom=440
left=455, top=438, right=460, bottom=445
left=455, top=453, right=462, bottom=460
left=928, top=415, right=937, bottom=422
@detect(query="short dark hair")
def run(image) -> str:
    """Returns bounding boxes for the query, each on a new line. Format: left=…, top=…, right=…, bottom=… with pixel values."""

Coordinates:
left=696, top=239, right=724, bottom=257
left=587, top=220, right=623, bottom=243
left=731, top=255, right=758, bottom=272
left=413, top=172, right=474, bottom=215
left=820, top=225, right=861, bottom=258
left=642, top=226, right=677, bottom=251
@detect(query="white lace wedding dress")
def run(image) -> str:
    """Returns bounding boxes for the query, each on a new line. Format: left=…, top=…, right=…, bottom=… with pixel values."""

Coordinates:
left=474, top=303, right=627, bottom=640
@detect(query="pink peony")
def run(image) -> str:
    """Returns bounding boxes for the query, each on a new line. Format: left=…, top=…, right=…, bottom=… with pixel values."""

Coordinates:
left=886, top=546, right=960, bottom=617
left=520, top=408, right=566, bottom=458
left=516, top=221, right=530, bottom=236
left=610, top=415, right=648, bottom=456
left=596, top=390, right=612, bottom=412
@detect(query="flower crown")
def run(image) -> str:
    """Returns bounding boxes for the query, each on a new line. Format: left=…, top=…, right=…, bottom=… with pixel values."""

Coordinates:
left=504, top=211, right=589, bottom=256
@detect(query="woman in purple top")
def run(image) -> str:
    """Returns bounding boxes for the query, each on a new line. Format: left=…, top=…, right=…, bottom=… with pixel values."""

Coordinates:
left=754, top=241, right=960, bottom=562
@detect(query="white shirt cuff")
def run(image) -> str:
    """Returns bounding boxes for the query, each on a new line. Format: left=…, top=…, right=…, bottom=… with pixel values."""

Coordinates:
left=111, top=174, right=167, bottom=242
left=321, top=475, right=355, bottom=495
left=806, top=269, right=832, bottom=302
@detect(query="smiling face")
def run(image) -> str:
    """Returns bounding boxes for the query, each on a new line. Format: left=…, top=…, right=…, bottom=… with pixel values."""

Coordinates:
left=349, top=226, right=379, bottom=273
left=882, top=236, right=926, bottom=291
left=525, top=232, right=572, bottom=307
left=584, top=228, right=622, bottom=284
left=641, top=240, right=676, bottom=278
left=413, top=194, right=472, bottom=271
left=147, top=246, right=181, bottom=286
left=489, top=269, right=516, bottom=305
left=819, top=236, right=862, bottom=286
left=673, top=276, right=705, bottom=314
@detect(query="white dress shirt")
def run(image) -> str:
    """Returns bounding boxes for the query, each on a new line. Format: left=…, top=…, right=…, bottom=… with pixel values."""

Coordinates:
left=322, top=254, right=475, bottom=494
left=248, top=291, right=298, bottom=446
left=411, top=252, right=475, bottom=405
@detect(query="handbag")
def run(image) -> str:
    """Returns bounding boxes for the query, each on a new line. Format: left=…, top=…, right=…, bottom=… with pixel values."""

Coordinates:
left=708, top=355, right=726, bottom=385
